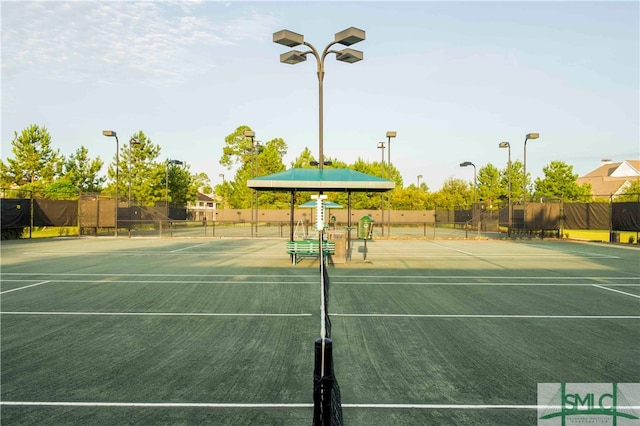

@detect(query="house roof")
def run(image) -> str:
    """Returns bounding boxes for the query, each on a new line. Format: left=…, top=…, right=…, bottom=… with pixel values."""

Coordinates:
left=196, top=192, right=215, bottom=202
left=247, top=168, right=395, bottom=192
left=578, top=160, right=640, bottom=197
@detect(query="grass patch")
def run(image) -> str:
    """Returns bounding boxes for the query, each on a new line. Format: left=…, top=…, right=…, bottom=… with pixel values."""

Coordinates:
left=563, top=229, right=638, bottom=243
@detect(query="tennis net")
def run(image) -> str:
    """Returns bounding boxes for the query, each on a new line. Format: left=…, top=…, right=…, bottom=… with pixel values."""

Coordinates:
left=312, top=236, right=343, bottom=426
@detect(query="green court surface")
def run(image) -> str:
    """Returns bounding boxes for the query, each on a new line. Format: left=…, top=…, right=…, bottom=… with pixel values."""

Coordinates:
left=1, top=237, right=638, bottom=425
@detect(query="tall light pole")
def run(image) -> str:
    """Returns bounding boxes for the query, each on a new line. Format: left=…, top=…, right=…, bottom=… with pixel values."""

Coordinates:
left=417, top=174, right=423, bottom=188
left=460, top=161, right=477, bottom=207
left=523, top=132, right=540, bottom=234
left=219, top=173, right=225, bottom=183
left=243, top=130, right=258, bottom=238
left=166, top=159, right=183, bottom=218
left=127, top=137, right=142, bottom=238
left=377, top=141, right=385, bottom=237
left=273, top=27, right=365, bottom=170
left=386, top=131, right=396, bottom=236
left=102, top=130, right=119, bottom=237
left=499, top=142, right=511, bottom=237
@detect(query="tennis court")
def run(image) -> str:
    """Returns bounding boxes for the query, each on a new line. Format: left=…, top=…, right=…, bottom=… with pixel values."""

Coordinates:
left=1, top=237, right=638, bottom=425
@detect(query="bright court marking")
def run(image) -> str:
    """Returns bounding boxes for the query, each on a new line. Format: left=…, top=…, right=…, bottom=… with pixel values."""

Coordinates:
left=425, top=242, right=472, bottom=255
left=0, top=281, right=51, bottom=295
left=20, top=251, right=284, bottom=257
left=3, top=273, right=637, bottom=281
left=332, top=313, right=640, bottom=319
left=365, top=253, right=620, bottom=259
left=1, top=273, right=311, bottom=278
left=0, top=311, right=311, bottom=317
left=11, top=401, right=635, bottom=411
left=333, top=281, right=640, bottom=287
left=0, top=401, right=312, bottom=408
left=170, top=242, right=211, bottom=253
left=0, top=401, right=551, bottom=410
left=592, top=284, right=640, bottom=300
left=0, top=279, right=315, bottom=285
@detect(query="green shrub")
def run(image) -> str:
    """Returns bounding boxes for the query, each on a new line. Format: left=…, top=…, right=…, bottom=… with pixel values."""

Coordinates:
left=1, top=228, right=25, bottom=240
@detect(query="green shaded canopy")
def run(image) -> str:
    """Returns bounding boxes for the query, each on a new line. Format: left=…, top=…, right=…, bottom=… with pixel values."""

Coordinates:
left=247, top=168, right=394, bottom=192
left=299, top=200, right=343, bottom=209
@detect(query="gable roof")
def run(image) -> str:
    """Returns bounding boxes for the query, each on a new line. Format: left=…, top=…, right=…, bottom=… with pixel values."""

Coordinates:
left=578, top=160, right=640, bottom=197
left=247, top=168, right=395, bottom=192
left=196, top=192, right=215, bottom=202
left=582, top=160, right=640, bottom=179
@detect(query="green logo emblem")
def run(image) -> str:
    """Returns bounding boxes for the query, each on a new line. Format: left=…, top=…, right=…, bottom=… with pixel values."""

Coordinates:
left=538, top=383, right=640, bottom=425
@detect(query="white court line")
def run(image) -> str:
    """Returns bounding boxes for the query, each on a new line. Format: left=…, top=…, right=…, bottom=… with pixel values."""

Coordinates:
left=0, top=281, right=51, bottom=295
left=170, top=242, right=211, bottom=253
left=332, top=313, right=640, bottom=319
left=0, top=401, right=553, bottom=410
left=11, top=401, right=633, bottom=410
left=0, top=279, right=315, bottom=285
left=20, top=250, right=283, bottom=255
left=592, top=284, right=640, bottom=300
left=1, top=273, right=313, bottom=278
left=425, top=242, right=473, bottom=255
left=4, top=273, right=637, bottom=280
left=2, top=273, right=637, bottom=280
left=332, top=282, right=640, bottom=287
left=0, top=401, right=312, bottom=408
left=0, top=311, right=311, bottom=317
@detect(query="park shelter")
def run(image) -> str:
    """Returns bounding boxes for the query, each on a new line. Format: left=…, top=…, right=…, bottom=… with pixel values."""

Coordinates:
left=247, top=168, right=394, bottom=258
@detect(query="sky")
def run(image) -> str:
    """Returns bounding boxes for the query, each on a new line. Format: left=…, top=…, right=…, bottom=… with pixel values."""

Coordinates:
left=2, top=0, right=639, bottom=192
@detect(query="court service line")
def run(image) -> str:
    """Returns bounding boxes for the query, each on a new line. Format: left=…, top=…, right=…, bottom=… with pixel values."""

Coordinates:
left=0, top=281, right=51, bottom=295
left=425, top=241, right=473, bottom=255
left=592, top=284, right=640, bottom=300
left=3, top=273, right=637, bottom=281
left=0, top=401, right=550, bottom=410
left=170, top=242, right=211, bottom=253
left=332, top=313, right=640, bottom=319
left=0, top=311, right=312, bottom=317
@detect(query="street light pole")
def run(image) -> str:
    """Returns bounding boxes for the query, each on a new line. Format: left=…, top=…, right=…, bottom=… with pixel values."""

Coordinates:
left=460, top=161, right=477, bottom=206
left=523, top=132, right=539, bottom=234
left=102, top=130, right=119, bottom=237
left=417, top=175, right=423, bottom=188
left=386, top=131, right=396, bottom=236
left=273, top=27, right=365, bottom=170
left=243, top=130, right=257, bottom=238
left=499, top=142, right=511, bottom=237
left=127, top=137, right=142, bottom=238
left=377, top=141, right=385, bottom=237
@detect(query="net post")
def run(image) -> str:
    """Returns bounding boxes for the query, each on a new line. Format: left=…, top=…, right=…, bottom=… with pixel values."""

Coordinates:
left=313, top=337, right=340, bottom=426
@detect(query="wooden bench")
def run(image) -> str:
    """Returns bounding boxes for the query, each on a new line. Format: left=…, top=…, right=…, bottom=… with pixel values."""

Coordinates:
left=286, top=240, right=335, bottom=264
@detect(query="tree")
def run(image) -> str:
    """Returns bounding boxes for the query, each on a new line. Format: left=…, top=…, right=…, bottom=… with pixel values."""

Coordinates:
left=533, top=160, right=592, bottom=202
left=477, top=163, right=502, bottom=210
left=218, top=126, right=289, bottom=209
left=501, top=160, right=526, bottom=205
left=431, top=178, right=472, bottom=209
left=0, top=124, right=62, bottom=192
left=392, top=186, right=430, bottom=210
left=105, top=131, right=163, bottom=205
left=192, top=173, right=213, bottom=194
left=62, top=146, right=105, bottom=193
left=618, top=178, right=640, bottom=201
left=290, top=148, right=316, bottom=168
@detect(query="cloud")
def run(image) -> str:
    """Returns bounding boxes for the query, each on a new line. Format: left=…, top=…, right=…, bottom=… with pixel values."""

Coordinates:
left=1, top=1, right=277, bottom=87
